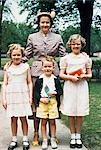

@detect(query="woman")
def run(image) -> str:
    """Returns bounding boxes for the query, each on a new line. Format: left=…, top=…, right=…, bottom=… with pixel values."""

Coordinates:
left=23, top=11, right=66, bottom=146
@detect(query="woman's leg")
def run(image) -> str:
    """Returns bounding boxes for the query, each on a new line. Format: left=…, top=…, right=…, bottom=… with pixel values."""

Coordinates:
left=32, top=114, right=40, bottom=144
left=32, top=77, right=40, bottom=145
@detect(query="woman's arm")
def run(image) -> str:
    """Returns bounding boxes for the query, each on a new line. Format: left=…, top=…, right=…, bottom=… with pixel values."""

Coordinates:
left=58, top=35, right=66, bottom=57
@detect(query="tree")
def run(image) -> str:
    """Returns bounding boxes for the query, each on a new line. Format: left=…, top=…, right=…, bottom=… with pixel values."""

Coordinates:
left=19, top=0, right=101, bottom=54
left=1, top=21, right=35, bottom=54
left=76, top=0, right=94, bottom=55
left=0, top=0, right=6, bottom=67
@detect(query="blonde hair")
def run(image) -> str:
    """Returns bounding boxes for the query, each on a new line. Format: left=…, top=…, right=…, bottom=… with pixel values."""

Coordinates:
left=42, top=55, right=55, bottom=66
left=4, top=44, right=25, bottom=70
left=66, top=34, right=86, bottom=49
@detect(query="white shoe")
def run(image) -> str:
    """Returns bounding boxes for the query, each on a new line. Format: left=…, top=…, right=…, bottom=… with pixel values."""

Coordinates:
left=51, top=137, right=58, bottom=149
left=42, top=139, right=48, bottom=150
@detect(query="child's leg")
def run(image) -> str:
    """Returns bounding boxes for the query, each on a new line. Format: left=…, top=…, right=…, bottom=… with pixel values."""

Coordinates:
left=8, top=117, right=18, bottom=149
left=41, top=119, right=48, bottom=149
left=49, top=119, right=58, bottom=149
left=68, top=116, right=76, bottom=148
left=49, top=119, right=56, bottom=138
left=75, top=116, right=83, bottom=148
left=68, top=116, right=76, bottom=133
left=76, top=116, right=83, bottom=133
left=20, top=116, right=29, bottom=149
left=20, top=116, right=28, bottom=136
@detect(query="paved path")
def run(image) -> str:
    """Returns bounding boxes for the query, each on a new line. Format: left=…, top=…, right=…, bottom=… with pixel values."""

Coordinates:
left=0, top=103, right=88, bottom=150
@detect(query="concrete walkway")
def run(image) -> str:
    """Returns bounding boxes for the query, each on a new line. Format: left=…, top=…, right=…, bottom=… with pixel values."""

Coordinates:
left=0, top=100, right=88, bottom=150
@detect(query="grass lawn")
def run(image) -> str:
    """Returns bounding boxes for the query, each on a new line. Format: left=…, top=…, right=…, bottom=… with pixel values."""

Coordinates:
left=61, top=82, right=101, bottom=150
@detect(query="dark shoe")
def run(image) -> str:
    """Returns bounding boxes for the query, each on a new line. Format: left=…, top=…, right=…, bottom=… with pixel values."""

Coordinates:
left=8, top=141, right=17, bottom=150
left=70, top=139, right=76, bottom=149
left=76, top=139, right=82, bottom=148
left=23, top=141, right=30, bottom=150
left=28, top=114, right=34, bottom=120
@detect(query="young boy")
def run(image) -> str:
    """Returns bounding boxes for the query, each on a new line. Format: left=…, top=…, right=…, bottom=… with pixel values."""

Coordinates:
left=34, top=56, right=63, bottom=149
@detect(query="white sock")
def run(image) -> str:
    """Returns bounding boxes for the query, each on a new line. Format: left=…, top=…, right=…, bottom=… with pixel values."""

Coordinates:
left=71, top=133, right=76, bottom=139
left=75, top=133, right=81, bottom=139
left=23, top=136, right=28, bottom=141
left=12, top=136, right=17, bottom=142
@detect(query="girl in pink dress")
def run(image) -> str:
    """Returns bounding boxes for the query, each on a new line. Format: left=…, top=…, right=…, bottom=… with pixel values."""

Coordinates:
left=59, top=34, right=92, bottom=149
left=2, top=44, right=32, bottom=150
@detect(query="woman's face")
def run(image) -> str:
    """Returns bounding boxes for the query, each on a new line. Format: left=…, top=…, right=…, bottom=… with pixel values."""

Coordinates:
left=39, top=16, right=51, bottom=34
left=70, top=38, right=82, bottom=54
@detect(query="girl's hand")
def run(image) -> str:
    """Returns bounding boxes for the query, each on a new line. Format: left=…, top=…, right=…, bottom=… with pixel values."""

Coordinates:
left=2, top=100, right=7, bottom=109
left=40, top=97, right=49, bottom=104
left=79, top=74, right=87, bottom=79
left=69, top=75, right=79, bottom=82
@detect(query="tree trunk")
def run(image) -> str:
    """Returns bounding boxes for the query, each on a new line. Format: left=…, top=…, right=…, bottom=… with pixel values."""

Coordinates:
left=77, top=0, right=94, bottom=55
left=0, top=0, right=6, bottom=68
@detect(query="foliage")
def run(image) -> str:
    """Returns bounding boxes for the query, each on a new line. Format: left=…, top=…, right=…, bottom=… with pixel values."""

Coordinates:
left=61, top=82, right=101, bottom=150
left=92, top=59, right=101, bottom=79
left=1, top=21, right=35, bottom=53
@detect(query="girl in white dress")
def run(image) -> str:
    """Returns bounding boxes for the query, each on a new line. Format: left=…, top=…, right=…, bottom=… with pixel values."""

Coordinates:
left=59, top=34, right=92, bottom=149
left=2, top=44, right=32, bottom=150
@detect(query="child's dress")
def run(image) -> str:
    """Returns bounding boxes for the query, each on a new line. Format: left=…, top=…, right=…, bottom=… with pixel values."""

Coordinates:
left=60, top=53, right=92, bottom=116
left=6, top=63, right=32, bottom=117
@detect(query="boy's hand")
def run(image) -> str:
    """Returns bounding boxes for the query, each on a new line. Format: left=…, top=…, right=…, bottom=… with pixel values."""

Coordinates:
left=2, top=100, right=7, bottom=109
left=40, top=97, right=49, bottom=104
left=48, top=91, right=57, bottom=97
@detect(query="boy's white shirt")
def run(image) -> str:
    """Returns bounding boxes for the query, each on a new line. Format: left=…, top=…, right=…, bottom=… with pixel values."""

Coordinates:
left=39, top=74, right=56, bottom=97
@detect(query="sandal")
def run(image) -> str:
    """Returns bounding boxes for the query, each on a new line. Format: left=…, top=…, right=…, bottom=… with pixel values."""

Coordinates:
left=8, top=141, right=17, bottom=150
left=32, top=132, right=39, bottom=146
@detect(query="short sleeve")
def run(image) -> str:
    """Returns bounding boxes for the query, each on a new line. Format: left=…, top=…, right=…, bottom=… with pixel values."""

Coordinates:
left=86, top=57, right=92, bottom=68
left=60, top=55, right=68, bottom=69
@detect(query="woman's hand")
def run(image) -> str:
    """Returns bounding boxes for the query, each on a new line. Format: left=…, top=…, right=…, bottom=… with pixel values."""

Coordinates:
left=40, top=97, right=49, bottom=104
left=2, top=100, right=7, bottom=109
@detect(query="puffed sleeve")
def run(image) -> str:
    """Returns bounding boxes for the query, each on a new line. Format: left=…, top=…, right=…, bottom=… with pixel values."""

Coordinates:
left=86, top=57, right=92, bottom=68
left=60, top=55, right=68, bottom=69
left=58, top=35, right=66, bottom=57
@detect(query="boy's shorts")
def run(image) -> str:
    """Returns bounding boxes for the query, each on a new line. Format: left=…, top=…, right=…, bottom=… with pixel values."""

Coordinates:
left=36, top=97, right=59, bottom=119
